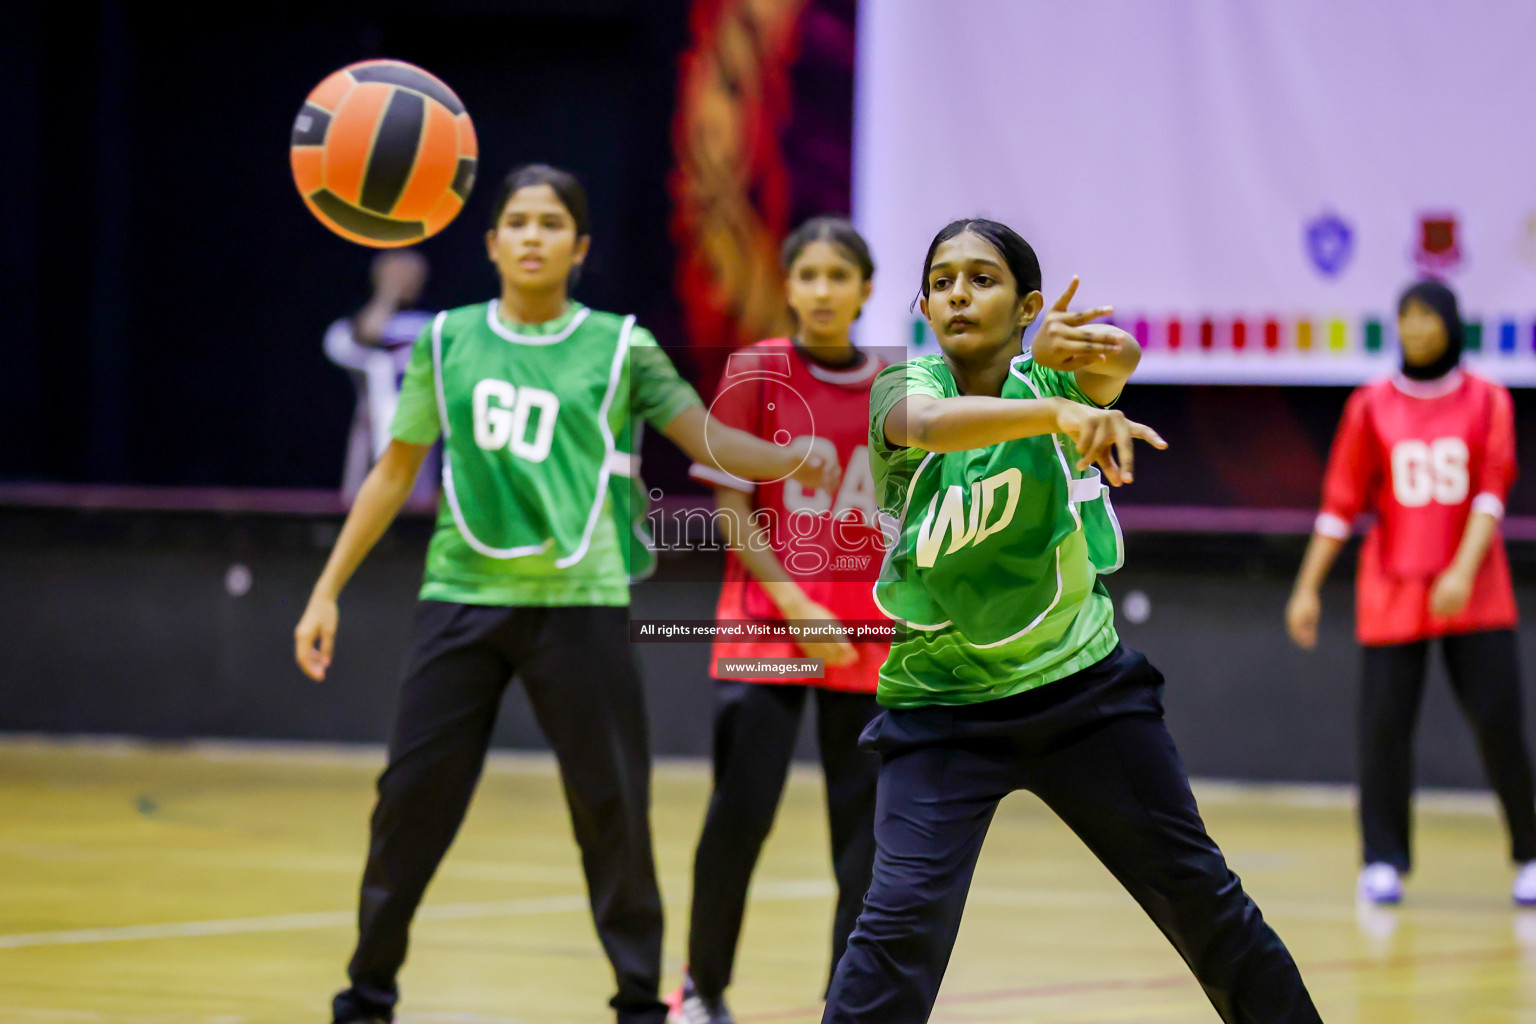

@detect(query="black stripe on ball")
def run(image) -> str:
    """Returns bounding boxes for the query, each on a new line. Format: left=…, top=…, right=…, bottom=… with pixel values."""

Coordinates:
left=351, top=62, right=466, bottom=115
left=451, top=157, right=477, bottom=201
left=360, top=89, right=426, bottom=215
left=290, top=104, right=331, bottom=146
left=310, top=189, right=425, bottom=242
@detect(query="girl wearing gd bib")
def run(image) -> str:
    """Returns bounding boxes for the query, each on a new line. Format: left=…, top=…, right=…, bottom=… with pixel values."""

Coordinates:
left=294, top=165, right=839, bottom=1024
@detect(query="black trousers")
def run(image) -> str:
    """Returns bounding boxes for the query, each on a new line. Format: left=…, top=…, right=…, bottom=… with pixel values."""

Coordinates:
left=1359, top=628, right=1536, bottom=872
left=687, top=681, right=881, bottom=1001
left=822, top=645, right=1321, bottom=1024
left=333, top=602, right=666, bottom=1024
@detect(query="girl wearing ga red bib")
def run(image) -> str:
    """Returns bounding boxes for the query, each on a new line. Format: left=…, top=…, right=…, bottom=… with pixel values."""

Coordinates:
left=669, top=220, right=888, bottom=1024
left=1287, top=279, right=1536, bottom=907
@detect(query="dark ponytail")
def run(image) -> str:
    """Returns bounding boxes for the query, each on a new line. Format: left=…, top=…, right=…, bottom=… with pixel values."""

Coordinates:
left=488, top=163, right=590, bottom=235
left=916, top=218, right=1041, bottom=306
left=781, top=216, right=875, bottom=280
left=488, top=163, right=591, bottom=289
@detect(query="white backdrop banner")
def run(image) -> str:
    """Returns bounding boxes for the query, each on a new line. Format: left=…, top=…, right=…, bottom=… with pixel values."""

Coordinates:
left=852, top=1, right=1536, bottom=385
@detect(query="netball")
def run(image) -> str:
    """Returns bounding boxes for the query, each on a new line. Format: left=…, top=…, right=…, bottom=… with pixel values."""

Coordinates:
left=289, top=59, right=477, bottom=247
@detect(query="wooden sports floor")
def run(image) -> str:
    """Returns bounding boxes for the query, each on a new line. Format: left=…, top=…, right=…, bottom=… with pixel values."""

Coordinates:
left=3, top=739, right=1534, bottom=1023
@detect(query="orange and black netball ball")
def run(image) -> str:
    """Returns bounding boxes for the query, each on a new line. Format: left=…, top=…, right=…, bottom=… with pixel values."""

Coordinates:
left=290, top=59, right=477, bottom=247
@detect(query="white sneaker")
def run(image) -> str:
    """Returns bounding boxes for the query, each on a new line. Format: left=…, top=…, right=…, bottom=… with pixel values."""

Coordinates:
left=667, top=972, right=735, bottom=1024
left=1358, top=862, right=1403, bottom=904
left=1513, top=862, right=1536, bottom=906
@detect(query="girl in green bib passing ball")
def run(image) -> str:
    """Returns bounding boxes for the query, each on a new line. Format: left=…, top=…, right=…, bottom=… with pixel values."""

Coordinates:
left=293, top=164, right=839, bottom=1024
left=820, top=219, right=1322, bottom=1024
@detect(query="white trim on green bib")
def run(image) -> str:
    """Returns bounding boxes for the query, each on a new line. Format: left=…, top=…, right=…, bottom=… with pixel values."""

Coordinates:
left=604, top=451, right=638, bottom=477
left=555, top=315, right=636, bottom=569
left=1009, top=354, right=1082, bottom=530
left=430, top=311, right=637, bottom=565
left=485, top=301, right=591, bottom=345
left=1010, top=355, right=1124, bottom=575
left=432, top=311, right=556, bottom=559
left=871, top=450, right=953, bottom=631
left=967, top=546, right=1064, bottom=649
left=1068, top=471, right=1103, bottom=504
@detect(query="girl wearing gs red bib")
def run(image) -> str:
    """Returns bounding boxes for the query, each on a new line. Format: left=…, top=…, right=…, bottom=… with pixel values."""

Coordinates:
left=1287, top=279, right=1536, bottom=906
left=669, top=219, right=889, bottom=1024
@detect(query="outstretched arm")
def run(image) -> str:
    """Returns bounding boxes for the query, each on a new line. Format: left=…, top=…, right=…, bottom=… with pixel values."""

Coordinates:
left=662, top=404, right=840, bottom=493
left=888, top=393, right=1165, bottom=486
left=885, top=392, right=1063, bottom=453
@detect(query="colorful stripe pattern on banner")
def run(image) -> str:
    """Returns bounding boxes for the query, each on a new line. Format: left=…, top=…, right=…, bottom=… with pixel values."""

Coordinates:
left=904, top=313, right=1536, bottom=386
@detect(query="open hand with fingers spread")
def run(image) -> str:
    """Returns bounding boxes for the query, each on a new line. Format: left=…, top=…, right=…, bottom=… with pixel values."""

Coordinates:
left=1052, top=401, right=1166, bottom=487
left=1032, top=276, right=1124, bottom=373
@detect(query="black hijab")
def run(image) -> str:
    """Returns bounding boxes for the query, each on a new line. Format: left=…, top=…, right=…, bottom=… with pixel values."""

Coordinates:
left=1396, top=279, right=1464, bottom=381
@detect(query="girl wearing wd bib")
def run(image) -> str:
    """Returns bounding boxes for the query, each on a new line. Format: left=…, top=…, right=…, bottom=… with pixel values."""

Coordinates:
left=821, top=220, right=1321, bottom=1024
left=293, top=165, right=839, bottom=1024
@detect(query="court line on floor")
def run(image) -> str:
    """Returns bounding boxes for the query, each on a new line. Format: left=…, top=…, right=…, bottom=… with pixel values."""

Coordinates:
left=0, top=868, right=1513, bottom=952
left=0, top=839, right=598, bottom=885
left=969, top=882, right=1523, bottom=925
left=0, top=880, right=834, bottom=951
left=0, top=735, right=1507, bottom=815
left=0, top=896, right=581, bottom=950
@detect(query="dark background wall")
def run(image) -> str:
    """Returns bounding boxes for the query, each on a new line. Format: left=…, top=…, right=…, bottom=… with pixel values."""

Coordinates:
left=3, top=506, right=1533, bottom=788
left=6, top=2, right=1534, bottom=513
left=0, top=0, right=694, bottom=488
